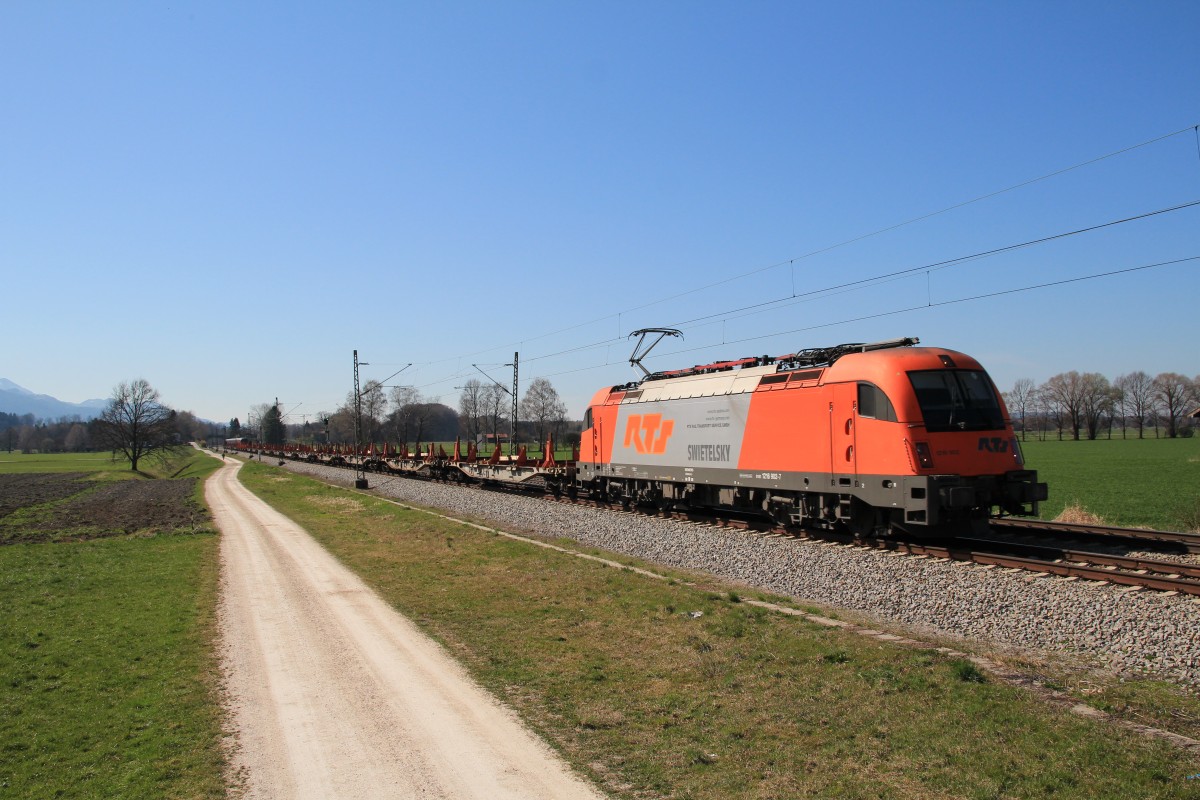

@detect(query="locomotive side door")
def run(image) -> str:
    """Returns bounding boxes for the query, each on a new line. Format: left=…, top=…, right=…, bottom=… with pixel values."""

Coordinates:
left=830, top=383, right=858, bottom=486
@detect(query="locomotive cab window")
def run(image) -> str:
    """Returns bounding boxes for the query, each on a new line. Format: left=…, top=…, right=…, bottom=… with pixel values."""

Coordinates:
left=907, top=370, right=1004, bottom=432
left=583, top=408, right=593, bottom=429
left=856, top=383, right=897, bottom=421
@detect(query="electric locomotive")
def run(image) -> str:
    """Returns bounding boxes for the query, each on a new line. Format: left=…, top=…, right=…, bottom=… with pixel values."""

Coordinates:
left=578, top=335, right=1047, bottom=537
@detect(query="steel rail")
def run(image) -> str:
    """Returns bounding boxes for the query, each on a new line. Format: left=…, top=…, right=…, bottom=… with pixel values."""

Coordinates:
left=858, top=539, right=1200, bottom=596
left=959, top=537, right=1200, bottom=580
left=991, top=517, right=1200, bottom=553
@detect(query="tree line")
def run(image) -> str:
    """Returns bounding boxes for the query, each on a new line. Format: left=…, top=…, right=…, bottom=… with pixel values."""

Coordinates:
left=242, top=376, right=576, bottom=451
left=1003, top=371, right=1199, bottom=440
left=1, top=388, right=206, bottom=457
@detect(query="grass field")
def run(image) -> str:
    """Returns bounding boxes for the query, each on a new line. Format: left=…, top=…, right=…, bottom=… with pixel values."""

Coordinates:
left=0, top=449, right=218, bottom=481
left=0, top=451, right=158, bottom=475
left=0, top=449, right=226, bottom=798
left=4, top=441, right=1196, bottom=797
left=236, top=459, right=1200, bottom=799
left=1021, top=437, right=1200, bottom=531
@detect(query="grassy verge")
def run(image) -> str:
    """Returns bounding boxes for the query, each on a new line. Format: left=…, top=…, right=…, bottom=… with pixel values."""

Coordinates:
left=240, top=460, right=1200, bottom=799
left=1021, top=437, right=1200, bottom=531
left=0, top=449, right=226, bottom=798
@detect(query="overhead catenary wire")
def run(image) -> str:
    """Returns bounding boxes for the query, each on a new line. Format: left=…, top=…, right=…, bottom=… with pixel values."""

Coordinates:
left=429, top=122, right=1200, bottom=367
left=327, top=124, right=1200, bottom=407
left=524, top=254, right=1200, bottom=382
left=478, top=198, right=1200, bottom=369
left=659, top=199, right=1200, bottom=332
left=402, top=252, right=1199, bottom=395
left=419, top=242, right=1200, bottom=395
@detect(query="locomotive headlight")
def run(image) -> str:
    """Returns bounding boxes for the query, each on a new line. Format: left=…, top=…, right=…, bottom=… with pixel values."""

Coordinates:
left=1011, top=437, right=1025, bottom=467
left=914, top=441, right=934, bottom=469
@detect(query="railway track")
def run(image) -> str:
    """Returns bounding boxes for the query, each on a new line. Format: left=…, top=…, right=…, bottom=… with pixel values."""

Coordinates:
left=991, top=516, right=1200, bottom=554
left=858, top=536, right=1200, bottom=597
left=554, top=495, right=1200, bottom=596
left=244, top=450, right=1200, bottom=597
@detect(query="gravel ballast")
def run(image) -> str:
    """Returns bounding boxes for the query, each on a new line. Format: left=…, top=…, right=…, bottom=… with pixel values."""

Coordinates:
left=267, top=459, right=1200, bottom=688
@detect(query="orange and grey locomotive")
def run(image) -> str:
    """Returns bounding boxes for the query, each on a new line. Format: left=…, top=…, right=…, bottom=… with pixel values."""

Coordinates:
left=577, top=336, right=1046, bottom=536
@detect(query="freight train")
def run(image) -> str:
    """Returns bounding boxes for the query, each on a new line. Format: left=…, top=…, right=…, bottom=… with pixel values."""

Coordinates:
left=237, top=336, right=1046, bottom=538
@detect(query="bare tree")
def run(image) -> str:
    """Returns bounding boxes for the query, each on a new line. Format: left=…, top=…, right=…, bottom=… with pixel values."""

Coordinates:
left=325, top=408, right=356, bottom=444
left=388, top=386, right=427, bottom=447
left=457, top=379, right=486, bottom=444
left=520, top=377, right=567, bottom=451
left=551, top=400, right=570, bottom=446
left=1153, top=372, right=1192, bottom=438
left=1004, top=378, right=1036, bottom=441
left=1040, top=372, right=1085, bottom=440
left=172, top=409, right=204, bottom=443
left=1110, top=376, right=1129, bottom=438
left=1104, top=383, right=1122, bottom=438
left=1114, top=371, right=1154, bottom=439
left=248, top=402, right=276, bottom=441
left=1029, top=386, right=1050, bottom=441
left=1079, top=372, right=1112, bottom=440
left=481, top=383, right=508, bottom=453
left=357, top=380, right=387, bottom=445
left=64, top=423, right=90, bottom=452
left=17, top=425, right=39, bottom=453
left=94, top=379, right=182, bottom=471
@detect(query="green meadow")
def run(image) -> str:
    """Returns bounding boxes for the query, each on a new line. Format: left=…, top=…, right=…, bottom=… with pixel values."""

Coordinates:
left=3, top=438, right=1198, bottom=798
left=1021, top=437, right=1200, bottom=531
left=229, top=460, right=1200, bottom=799
left=0, top=449, right=225, bottom=798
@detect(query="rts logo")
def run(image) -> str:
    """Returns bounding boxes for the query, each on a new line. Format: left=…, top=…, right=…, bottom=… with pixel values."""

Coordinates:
left=624, top=414, right=674, bottom=455
left=978, top=437, right=1009, bottom=453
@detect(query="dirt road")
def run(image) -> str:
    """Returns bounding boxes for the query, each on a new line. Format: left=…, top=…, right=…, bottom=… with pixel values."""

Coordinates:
left=207, top=459, right=606, bottom=799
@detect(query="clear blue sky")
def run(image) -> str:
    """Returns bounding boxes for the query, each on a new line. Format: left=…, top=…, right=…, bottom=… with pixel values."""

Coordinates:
left=3, top=1, right=1198, bottom=426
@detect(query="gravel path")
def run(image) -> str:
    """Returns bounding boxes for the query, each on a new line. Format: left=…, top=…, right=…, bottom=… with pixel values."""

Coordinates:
left=270, top=459, right=1200, bottom=687
left=211, top=459, right=607, bottom=799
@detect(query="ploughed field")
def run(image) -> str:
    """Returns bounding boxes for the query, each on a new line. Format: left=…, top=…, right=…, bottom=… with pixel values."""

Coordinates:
left=0, top=471, right=206, bottom=544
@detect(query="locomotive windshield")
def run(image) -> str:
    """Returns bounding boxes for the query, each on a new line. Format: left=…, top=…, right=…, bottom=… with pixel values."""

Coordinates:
left=907, top=370, right=1004, bottom=432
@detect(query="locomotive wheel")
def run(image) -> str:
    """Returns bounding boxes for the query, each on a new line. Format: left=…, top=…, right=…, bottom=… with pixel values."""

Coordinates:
left=847, top=498, right=890, bottom=539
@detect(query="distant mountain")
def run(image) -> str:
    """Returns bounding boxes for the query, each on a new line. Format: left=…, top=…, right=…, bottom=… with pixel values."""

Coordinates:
left=0, top=379, right=107, bottom=421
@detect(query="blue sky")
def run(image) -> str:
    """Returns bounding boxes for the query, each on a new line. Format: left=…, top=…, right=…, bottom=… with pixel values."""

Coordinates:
left=3, top=2, right=1197, bottom=426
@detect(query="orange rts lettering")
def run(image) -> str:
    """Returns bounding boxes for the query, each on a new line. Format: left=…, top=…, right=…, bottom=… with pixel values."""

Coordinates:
left=624, top=414, right=674, bottom=455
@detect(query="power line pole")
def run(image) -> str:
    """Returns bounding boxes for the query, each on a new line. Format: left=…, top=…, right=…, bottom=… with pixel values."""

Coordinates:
left=510, top=352, right=518, bottom=457
left=353, top=349, right=367, bottom=489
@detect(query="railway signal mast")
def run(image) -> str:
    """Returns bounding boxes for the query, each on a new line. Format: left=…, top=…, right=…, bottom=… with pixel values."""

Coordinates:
left=472, top=354, right=519, bottom=458
left=509, top=353, right=518, bottom=457
left=352, top=350, right=367, bottom=489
